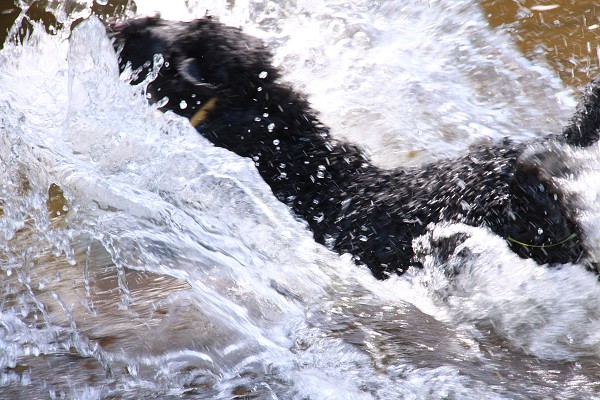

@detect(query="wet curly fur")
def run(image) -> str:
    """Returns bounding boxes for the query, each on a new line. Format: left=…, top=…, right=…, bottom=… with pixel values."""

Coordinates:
left=109, top=16, right=600, bottom=279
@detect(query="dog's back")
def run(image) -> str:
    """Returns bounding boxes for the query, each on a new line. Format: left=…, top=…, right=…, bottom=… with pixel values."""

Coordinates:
left=109, top=17, right=600, bottom=278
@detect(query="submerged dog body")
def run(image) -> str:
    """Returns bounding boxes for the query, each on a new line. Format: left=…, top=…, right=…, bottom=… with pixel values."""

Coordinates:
left=110, top=17, right=599, bottom=278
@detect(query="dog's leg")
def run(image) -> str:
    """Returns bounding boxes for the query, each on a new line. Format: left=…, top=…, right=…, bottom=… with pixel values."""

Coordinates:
left=502, top=161, right=586, bottom=265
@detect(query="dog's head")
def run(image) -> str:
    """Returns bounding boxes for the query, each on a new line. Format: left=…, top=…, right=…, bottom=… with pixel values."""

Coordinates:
left=108, top=16, right=280, bottom=121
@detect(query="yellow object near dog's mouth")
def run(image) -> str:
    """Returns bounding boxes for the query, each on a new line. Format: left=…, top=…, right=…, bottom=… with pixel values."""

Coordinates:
left=190, top=96, right=219, bottom=127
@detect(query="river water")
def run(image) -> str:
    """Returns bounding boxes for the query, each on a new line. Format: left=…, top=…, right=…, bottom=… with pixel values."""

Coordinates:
left=1, top=1, right=600, bottom=399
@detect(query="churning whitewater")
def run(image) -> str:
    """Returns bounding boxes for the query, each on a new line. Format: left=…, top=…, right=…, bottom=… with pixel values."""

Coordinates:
left=1, top=1, right=600, bottom=399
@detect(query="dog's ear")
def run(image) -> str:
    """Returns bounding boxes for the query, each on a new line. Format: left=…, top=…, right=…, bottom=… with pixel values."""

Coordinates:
left=178, top=58, right=204, bottom=86
left=177, top=57, right=226, bottom=92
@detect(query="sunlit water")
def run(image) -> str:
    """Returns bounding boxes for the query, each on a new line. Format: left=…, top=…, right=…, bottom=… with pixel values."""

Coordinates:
left=2, top=1, right=600, bottom=399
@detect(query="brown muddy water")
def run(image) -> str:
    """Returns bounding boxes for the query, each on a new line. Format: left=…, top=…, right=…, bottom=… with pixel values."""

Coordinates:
left=481, top=0, right=600, bottom=87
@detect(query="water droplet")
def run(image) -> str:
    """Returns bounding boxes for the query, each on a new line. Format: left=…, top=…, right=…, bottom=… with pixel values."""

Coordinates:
left=179, top=100, right=188, bottom=110
left=254, top=117, right=262, bottom=122
left=267, top=123, right=275, bottom=132
left=259, top=71, right=268, bottom=79
left=279, top=163, right=286, bottom=169
left=95, top=0, right=109, bottom=5
left=318, top=165, right=326, bottom=171
left=263, top=113, right=269, bottom=118
left=257, top=87, right=263, bottom=92
left=273, top=139, right=280, bottom=145
left=279, top=172, right=288, bottom=179
left=316, top=171, right=325, bottom=179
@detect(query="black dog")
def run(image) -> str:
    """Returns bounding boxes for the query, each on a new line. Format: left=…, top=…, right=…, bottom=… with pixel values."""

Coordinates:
left=109, top=17, right=600, bottom=279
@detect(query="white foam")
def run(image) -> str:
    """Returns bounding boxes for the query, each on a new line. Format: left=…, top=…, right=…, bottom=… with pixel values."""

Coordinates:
left=1, top=1, right=599, bottom=398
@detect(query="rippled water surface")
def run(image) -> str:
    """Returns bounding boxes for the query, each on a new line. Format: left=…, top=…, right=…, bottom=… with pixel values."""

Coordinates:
left=1, top=1, right=600, bottom=399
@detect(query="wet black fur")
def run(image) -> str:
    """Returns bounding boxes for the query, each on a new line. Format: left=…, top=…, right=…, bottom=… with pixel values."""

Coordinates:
left=109, top=17, right=600, bottom=279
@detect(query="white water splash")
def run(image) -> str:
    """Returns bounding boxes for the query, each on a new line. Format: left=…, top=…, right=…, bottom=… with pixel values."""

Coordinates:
left=1, top=1, right=600, bottom=399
